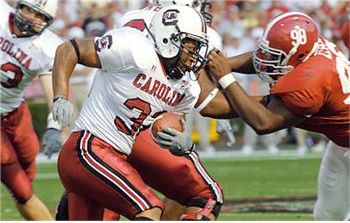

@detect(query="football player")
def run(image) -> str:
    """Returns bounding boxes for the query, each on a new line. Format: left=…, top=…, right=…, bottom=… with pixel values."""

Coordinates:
left=55, top=0, right=230, bottom=221
left=0, top=0, right=63, bottom=220
left=52, top=5, right=226, bottom=220
left=203, top=12, right=349, bottom=220
left=119, top=0, right=226, bottom=220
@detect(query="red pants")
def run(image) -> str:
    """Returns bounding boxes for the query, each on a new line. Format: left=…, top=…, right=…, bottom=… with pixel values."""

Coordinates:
left=58, top=131, right=164, bottom=220
left=1, top=102, right=39, bottom=203
left=129, top=129, right=224, bottom=205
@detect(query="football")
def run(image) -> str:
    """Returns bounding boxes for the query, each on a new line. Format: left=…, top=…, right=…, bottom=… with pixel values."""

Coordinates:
left=150, top=112, right=184, bottom=141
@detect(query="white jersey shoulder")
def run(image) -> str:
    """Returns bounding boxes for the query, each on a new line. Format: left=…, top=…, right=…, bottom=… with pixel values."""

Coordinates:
left=95, top=27, right=157, bottom=73
left=0, top=9, right=63, bottom=114
left=76, top=27, right=199, bottom=155
left=34, top=30, right=63, bottom=72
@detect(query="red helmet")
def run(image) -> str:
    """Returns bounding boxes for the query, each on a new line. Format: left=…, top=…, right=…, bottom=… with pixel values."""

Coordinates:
left=254, top=12, right=319, bottom=82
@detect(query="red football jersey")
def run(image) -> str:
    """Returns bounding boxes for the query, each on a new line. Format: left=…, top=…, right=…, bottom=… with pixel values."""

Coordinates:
left=270, top=38, right=350, bottom=147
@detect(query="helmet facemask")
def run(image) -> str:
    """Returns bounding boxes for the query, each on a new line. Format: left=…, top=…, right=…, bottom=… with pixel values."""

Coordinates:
left=253, top=40, right=293, bottom=83
left=160, top=25, right=208, bottom=80
left=14, top=3, right=53, bottom=37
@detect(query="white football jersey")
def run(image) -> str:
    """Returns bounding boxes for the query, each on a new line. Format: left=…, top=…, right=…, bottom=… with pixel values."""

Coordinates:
left=117, top=5, right=223, bottom=51
left=74, top=28, right=200, bottom=155
left=0, top=0, right=62, bottom=114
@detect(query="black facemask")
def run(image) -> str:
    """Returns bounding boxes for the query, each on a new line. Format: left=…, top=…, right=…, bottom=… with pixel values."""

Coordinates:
left=158, top=55, right=184, bottom=80
left=13, top=4, right=51, bottom=37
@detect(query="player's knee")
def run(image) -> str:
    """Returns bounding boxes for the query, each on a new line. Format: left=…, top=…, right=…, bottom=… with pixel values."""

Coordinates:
left=13, top=185, right=33, bottom=204
left=181, top=198, right=222, bottom=220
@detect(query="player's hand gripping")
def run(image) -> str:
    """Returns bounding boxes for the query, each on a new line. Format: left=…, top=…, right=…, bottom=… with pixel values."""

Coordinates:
left=52, top=96, right=74, bottom=126
left=207, top=48, right=232, bottom=81
left=156, top=119, right=195, bottom=156
left=41, top=128, right=61, bottom=159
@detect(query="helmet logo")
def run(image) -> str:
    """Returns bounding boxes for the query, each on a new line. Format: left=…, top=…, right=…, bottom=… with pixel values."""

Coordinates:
left=162, top=9, right=179, bottom=26
left=34, top=0, right=48, bottom=6
left=95, top=35, right=113, bottom=52
left=290, top=26, right=307, bottom=46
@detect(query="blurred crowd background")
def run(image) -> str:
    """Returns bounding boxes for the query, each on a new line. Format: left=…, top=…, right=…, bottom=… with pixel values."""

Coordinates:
left=6, top=0, right=350, bottom=156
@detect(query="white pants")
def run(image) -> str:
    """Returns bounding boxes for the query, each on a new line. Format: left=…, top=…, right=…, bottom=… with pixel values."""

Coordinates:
left=314, top=141, right=350, bottom=220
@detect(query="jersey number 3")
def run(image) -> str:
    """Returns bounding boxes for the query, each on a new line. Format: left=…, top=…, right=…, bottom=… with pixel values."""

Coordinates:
left=1, top=62, right=24, bottom=88
left=114, top=98, right=151, bottom=136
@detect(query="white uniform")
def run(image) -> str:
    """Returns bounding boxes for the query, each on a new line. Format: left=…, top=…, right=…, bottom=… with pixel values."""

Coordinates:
left=0, top=0, right=62, bottom=115
left=74, top=28, right=200, bottom=155
left=314, top=142, right=350, bottom=220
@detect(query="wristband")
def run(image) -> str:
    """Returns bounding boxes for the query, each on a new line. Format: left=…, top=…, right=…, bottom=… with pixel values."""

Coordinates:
left=53, top=95, right=67, bottom=103
left=47, top=112, right=61, bottom=130
left=218, top=73, right=236, bottom=89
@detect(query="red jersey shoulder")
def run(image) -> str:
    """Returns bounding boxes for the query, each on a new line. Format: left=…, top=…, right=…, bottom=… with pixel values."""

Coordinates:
left=270, top=56, right=333, bottom=116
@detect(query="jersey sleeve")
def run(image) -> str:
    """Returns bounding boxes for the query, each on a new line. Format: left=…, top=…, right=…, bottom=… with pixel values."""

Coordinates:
left=95, top=28, right=155, bottom=73
left=270, top=69, right=326, bottom=116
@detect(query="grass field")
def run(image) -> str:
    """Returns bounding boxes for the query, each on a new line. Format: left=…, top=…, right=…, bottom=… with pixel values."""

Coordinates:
left=0, top=154, right=321, bottom=220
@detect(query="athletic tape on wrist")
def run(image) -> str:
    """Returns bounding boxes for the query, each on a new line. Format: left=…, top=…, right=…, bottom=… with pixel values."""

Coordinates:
left=218, top=73, right=236, bottom=89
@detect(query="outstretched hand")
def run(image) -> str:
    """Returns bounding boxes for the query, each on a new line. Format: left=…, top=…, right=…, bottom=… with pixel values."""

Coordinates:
left=207, top=48, right=232, bottom=81
left=52, top=97, right=74, bottom=126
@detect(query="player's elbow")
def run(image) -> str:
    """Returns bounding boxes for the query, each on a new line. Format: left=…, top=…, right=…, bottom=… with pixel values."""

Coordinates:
left=250, top=123, right=276, bottom=135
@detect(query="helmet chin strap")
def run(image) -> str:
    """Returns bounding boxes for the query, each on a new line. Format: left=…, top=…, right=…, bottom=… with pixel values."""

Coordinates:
left=159, top=54, right=184, bottom=79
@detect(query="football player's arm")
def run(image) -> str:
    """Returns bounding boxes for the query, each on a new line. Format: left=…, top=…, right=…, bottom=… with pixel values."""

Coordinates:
left=196, top=69, right=265, bottom=119
left=53, top=38, right=101, bottom=98
left=52, top=38, right=100, bottom=125
left=39, top=73, right=54, bottom=108
left=228, top=51, right=255, bottom=74
left=208, top=50, right=305, bottom=134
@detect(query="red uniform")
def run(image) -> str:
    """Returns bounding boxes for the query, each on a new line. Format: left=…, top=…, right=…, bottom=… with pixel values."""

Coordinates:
left=341, top=21, right=349, bottom=49
left=0, top=0, right=62, bottom=205
left=271, top=38, right=350, bottom=147
left=129, top=130, right=224, bottom=206
left=58, top=131, right=164, bottom=220
left=1, top=102, right=39, bottom=203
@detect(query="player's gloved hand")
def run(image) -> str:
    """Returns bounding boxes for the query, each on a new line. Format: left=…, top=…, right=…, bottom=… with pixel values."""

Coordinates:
left=52, top=96, right=74, bottom=126
left=41, top=128, right=61, bottom=159
left=156, top=119, right=195, bottom=156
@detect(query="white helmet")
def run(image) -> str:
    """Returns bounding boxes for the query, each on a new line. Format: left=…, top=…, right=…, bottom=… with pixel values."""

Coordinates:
left=155, top=0, right=212, bottom=23
left=156, top=0, right=202, bottom=11
left=14, top=0, right=58, bottom=36
left=149, top=5, right=208, bottom=79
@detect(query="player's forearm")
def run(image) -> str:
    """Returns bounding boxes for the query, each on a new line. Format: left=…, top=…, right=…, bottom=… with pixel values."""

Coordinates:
left=200, top=93, right=265, bottom=119
left=229, top=52, right=255, bottom=74
left=222, top=83, right=277, bottom=134
left=52, top=42, right=78, bottom=98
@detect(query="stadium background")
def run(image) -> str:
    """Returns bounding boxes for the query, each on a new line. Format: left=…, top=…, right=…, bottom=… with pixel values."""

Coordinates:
left=1, top=0, right=349, bottom=220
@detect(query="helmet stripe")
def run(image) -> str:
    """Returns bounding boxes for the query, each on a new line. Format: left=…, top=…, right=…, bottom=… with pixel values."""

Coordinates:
left=194, top=9, right=206, bottom=33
